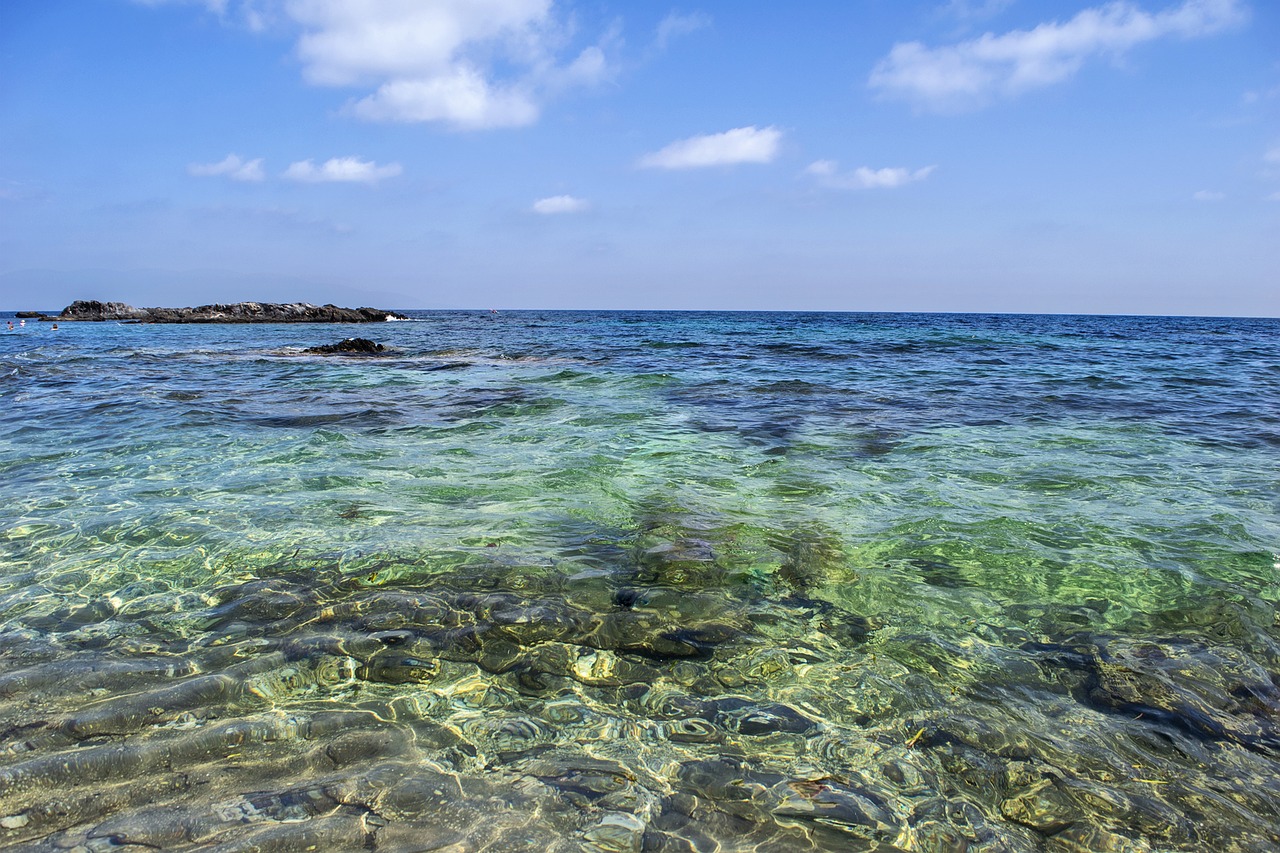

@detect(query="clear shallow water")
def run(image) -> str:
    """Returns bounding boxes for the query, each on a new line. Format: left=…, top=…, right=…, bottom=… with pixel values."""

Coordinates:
left=0, top=310, right=1277, bottom=851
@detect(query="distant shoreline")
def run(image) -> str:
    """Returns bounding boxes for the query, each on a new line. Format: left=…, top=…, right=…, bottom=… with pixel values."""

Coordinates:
left=4, top=306, right=1278, bottom=322
left=20, top=300, right=408, bottom=324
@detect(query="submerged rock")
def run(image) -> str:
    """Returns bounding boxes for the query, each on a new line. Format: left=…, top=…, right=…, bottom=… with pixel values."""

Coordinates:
left=584, top=812, right=645, bottom=852
left=674, top=757, right=901, bottom=843
left=1000, top=779, right=1080, bottom=836
left=634, top=535, right=724, bottom=588
left=53, top=300, right=407, bottom=323
left=1024, top=636, right=1280, bottom=756
left=706, top=697, right=817, bottom=735
left=303, top=338, right=387, bottom=355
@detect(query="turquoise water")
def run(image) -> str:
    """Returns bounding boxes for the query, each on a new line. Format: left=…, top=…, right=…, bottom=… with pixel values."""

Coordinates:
left=0, top=310, right=1277, bottom=851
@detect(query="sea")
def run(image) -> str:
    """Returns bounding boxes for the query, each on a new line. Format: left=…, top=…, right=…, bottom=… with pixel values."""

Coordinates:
left=0, top=309, right=1277, bottom=851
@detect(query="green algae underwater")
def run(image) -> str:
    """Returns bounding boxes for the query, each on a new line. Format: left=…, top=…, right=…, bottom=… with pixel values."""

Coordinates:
left=0, top=309, right=1277, bottom=851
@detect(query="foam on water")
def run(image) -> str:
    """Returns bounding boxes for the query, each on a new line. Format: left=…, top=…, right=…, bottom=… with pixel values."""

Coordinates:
left=0, top=310, right=1278, bottom=851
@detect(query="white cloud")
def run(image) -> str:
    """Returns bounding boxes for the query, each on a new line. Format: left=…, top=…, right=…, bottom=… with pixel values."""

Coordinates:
left=939, top=0, right=1016, bottom=21
left=188, top=154, right=266, bottom=181
left=1192, top=189, right=1225, bottom=201
left=287, top=0, right=547, bottom=86
left=132, top=0, right=272, bottom=31
left=349, top=68, right=540, bottom=128
left=1260, top=144, right=1280, bottom=180
left=532, top=194, right=589, bottom=214
left=0, top=180, right=39, bottom=201
left=638, top=126, right=783, bottom=169
left=282, top=156, right=402, bottom=184
left=806, top=160, right=937, bottom=189
left=870, top=0, right=1248, bottom=110
left=139, top=0, right=613, bottom=128
left=284, top=0, right=612, bottom=129
left=656, top=11, right=711, bottom=49
left=1243, top=84, right=1280, bottom=104
left=133, top=0, right=229, bottom=11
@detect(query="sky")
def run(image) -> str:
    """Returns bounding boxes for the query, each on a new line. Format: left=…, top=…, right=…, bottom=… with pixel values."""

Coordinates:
left=1, top=0, right=1277, bottom=315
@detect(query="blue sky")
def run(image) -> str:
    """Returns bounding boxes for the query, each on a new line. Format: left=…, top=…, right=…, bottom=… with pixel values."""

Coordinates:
left=1, top=0, right=1277, bottom=314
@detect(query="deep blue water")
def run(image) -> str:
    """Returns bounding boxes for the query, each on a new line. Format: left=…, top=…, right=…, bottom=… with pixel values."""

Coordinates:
left=0, top=310, right=1278, bottom=851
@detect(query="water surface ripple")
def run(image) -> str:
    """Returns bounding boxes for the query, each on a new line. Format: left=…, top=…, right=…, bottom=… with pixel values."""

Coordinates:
left=1, top=310, right=1278, bottom=851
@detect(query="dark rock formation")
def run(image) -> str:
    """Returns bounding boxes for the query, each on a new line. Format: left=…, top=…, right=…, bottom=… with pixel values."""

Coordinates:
left=53, top=300, right=407, bottom=323
left=304, top=338, right=387, bottom=355
left=59, top=301, right=142, bottom=320
left=14, top=311, right=43, bottom=318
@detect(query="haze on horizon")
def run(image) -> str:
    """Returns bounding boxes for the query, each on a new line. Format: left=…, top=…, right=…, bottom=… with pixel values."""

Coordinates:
left=1, top=0, right=1277, bottom=317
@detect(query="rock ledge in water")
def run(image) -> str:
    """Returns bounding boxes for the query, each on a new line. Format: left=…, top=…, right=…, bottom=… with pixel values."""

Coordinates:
left=52, top=300, right=407, bottom=323
left=304, top=338, right=387, bottom=355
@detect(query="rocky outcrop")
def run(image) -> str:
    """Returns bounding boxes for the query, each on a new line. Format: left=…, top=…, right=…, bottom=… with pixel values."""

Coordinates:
left=304, top=338, right=387, bottom=355
left=57, top=301, right=143, bottom=320
left=53, top=300, right=407, bottom=323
